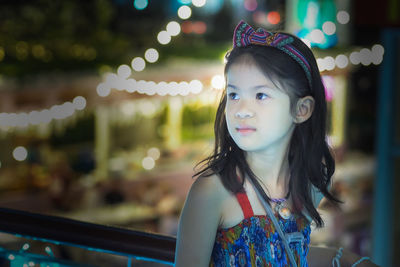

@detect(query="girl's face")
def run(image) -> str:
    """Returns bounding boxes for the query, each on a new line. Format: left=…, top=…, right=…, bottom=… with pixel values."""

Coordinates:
left=225, top=62, right=296, bottom=152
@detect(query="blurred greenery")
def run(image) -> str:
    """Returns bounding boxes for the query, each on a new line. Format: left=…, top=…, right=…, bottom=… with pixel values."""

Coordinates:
left=181, top=104, right=215, bottom=141
left=0, top=0, right=232, bottom=79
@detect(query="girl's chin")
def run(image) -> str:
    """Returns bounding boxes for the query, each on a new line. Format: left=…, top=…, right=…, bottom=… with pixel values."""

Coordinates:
left=235, top=143, right=267, bottom=152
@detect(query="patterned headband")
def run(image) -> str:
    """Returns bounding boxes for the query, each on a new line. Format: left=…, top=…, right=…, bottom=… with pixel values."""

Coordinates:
left=233, top=20, right=312, bottom=87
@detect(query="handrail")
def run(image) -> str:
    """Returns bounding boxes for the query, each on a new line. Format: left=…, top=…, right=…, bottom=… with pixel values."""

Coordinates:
left=0, top=207, right=176, bottom=265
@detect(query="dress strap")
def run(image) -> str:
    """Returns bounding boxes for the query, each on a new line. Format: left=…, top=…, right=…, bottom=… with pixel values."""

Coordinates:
left=235, top=191, right=254, bottom=219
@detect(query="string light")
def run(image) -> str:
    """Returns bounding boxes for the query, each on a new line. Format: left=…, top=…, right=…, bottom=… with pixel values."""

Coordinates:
left=157, top=31, right=171, bottom=45
left=166, top=21, right=181, bottom=36
left=117, top=64, right=132, bottom=79
left=97, top=77, right=203, bottom=97
left=97, top=1, right=207, bottom=93
left=322, top=21, right=336, bottom=35
left=192, top=0, right=206, bottom=7
left=371, top=44, right=384, bottom=65
left=310, top=29, right=325, bottom=44
left=0, top=96, right=87, bottom=128
left=350, top=51, right=361, bottom=65
left=317, top=44, right=384, bottom=72
left=177, top=6, right=192, bottom=20
left=131, top=57, right=146, bottom=71
left=335, top=54, right=349, bottom=69
left=211, top=75, right=225, bottom=90
left=337, top=10, right=350, bottom=24
left=144, top=48, right=159, bottom=63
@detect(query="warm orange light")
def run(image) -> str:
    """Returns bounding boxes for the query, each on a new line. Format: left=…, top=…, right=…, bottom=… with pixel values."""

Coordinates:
left=267, top=11, right=281, bottom=24
left=193, top=21, right=207, bottom=34
left=181, top=21, right=193, bottom=34
left=182, top=21, right=207, bottom=34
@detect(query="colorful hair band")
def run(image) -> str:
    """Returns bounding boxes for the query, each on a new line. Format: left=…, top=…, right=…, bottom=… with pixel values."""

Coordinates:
left=233, top=20, right=312, bottom=87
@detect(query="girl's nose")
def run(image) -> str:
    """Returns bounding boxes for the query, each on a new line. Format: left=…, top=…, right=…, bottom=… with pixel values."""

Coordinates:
left=235, top=103, right=254, bottom=119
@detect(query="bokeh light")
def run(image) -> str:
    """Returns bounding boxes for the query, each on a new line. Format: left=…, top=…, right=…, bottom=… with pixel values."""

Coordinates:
left=310, top=29, right=325, bottom=43
left=350, top=51, right=361, bottom=65
left=97, top=83, right=111, bottom=97
left=13, top=146, right=28, bottom=161
left=133, top=0, right=148, bottom=10
left=337, top=10, right=350, bottom=24
left=360, top=48, right=372, bottom=66
left=267, top=11, right=281, bottom=24
left=192, top=0, right=206, bottom=7
left=193, top=21, right=207, bottom=34
left=72, top=96, right=87, bottom=110
left=142, top=156, right=155, bottom=170
left=211, top=75, right=225, bottom=90
left=144, top=48, right=159, bottom=63
left=148, top=147, right=161, bottom=160
left=371, top=44, right=384, bottom=65
left=157, top=31, right=171, bottom=45
left=181, top=21, right=207, bottom=34
left=178, top=5, right=192, bottom=20
left=244, top=0, right=257, bottom=11
left=324, top=56, right=335, bottom=70
left=253, top=11, right=268, bottom=25
left=335, top=54, right=349, bottom=69
left=166, top=21, right=181, bottom=36
left=189, top=79, right=203, bottom=94
left=117, top=64, right=132, bottom=79
left=131, top=57, right=146, bottom=71
left=177, top=0, right=192, bottom=4
left=322, top=21, right=336, bottom=35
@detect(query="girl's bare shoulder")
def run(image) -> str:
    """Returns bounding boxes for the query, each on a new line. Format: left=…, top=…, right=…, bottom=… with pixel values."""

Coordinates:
left=189, top=174, right=231, bottom=204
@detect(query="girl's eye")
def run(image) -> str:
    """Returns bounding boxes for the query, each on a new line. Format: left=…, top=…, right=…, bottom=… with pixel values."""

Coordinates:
left=256, top=92, right=269, bottom=100
left=228, top=92, right=239, bottom=100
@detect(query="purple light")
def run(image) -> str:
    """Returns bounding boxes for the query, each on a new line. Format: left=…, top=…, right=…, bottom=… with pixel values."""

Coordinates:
left=244, top=0, right=257, bottom=12
left=322, top=75, right=334, bottom=102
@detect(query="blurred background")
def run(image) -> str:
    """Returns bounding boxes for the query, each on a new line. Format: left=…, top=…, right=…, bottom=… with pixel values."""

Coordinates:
left=0, top=0, right=399, bottom=266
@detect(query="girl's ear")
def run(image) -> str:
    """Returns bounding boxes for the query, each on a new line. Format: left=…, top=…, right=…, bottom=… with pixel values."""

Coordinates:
left=294, top=96, right=314, bottom=123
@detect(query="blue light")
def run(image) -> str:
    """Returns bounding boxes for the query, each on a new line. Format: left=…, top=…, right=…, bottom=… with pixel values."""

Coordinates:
left=196, top=0, right=223, bottom=15
left=295, top=28, right=337, bottom=49
left=134, top=0, right=148, bottom=10
left=177, top=0, right=192, bottom=4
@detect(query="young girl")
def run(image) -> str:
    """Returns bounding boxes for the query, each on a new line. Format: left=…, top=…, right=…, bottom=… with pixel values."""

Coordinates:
left=174, top=20, right=378, bottom=267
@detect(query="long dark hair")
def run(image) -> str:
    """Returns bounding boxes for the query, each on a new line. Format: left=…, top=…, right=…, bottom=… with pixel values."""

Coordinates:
left=192, top=32, right=342, bottom=228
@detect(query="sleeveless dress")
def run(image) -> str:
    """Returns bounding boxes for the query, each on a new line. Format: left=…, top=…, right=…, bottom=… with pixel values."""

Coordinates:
left=209, top=191, right=311, bottom=267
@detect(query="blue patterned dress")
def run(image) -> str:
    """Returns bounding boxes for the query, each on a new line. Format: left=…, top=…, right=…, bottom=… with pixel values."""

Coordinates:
left=209, top=191, right=311, bottom=267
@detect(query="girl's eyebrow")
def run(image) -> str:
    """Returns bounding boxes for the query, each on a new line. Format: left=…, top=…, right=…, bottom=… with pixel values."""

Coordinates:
left=227, top=84, right=274, bottom=90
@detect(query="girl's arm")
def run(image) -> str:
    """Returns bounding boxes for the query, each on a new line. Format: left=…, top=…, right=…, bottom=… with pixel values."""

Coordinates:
left=174, top=175, right=225, bottom=267
left=307, top=246, right=380, bottom=267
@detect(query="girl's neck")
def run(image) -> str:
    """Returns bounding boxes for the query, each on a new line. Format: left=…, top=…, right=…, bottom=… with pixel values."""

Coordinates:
left=244, top=145, right=291, bottom=195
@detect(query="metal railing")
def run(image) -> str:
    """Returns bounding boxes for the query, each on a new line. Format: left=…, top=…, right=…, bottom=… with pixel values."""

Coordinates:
left=0, top=207, right=176, bottom=266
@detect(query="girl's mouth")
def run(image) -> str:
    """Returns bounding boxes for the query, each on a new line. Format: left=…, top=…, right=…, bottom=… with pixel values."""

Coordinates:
left=236, top=127, right=256, bottom=135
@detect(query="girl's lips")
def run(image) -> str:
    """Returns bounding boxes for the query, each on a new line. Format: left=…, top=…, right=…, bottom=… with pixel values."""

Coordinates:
left=236, top=127, right=256, bottom=135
